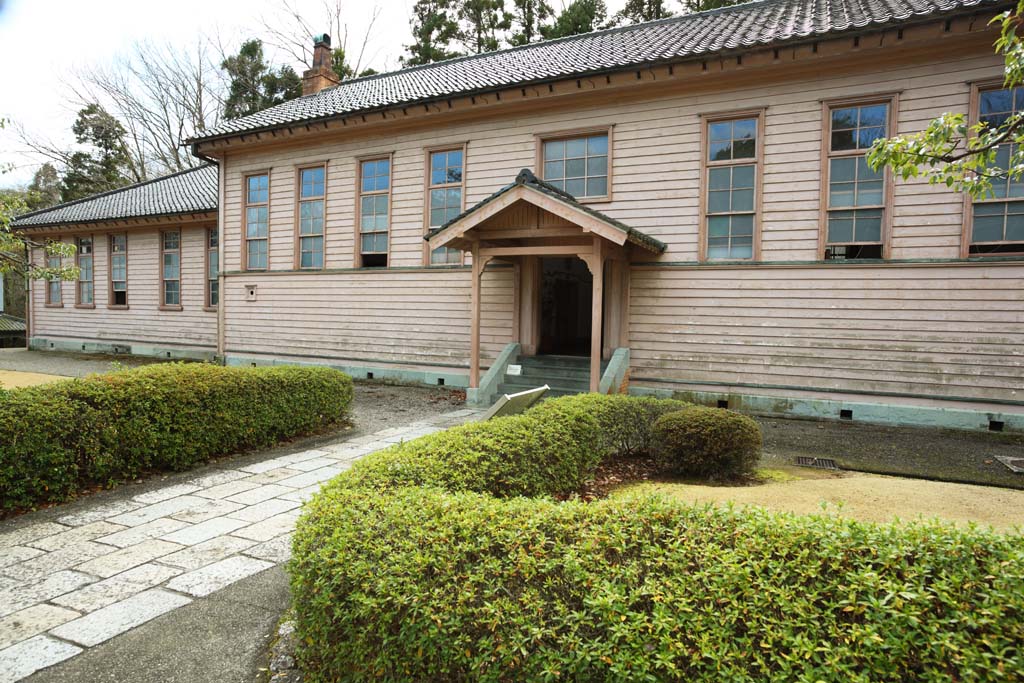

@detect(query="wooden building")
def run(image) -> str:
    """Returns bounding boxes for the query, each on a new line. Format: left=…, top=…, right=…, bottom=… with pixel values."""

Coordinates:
left=14, top=0, right=1024, bottom=431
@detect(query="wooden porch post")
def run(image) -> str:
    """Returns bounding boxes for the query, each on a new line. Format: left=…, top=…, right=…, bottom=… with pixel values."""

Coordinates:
left=470, top=243, right=482, bottom=388
left=588, top=238, right=604, bottom=393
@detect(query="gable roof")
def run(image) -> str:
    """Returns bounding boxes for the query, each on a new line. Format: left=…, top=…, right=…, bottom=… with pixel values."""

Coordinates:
left=427, top=168, right=667, bottom=253
left=12, top=164, right=218, bottom=229
left=191, top=0, right=1001, bottom=144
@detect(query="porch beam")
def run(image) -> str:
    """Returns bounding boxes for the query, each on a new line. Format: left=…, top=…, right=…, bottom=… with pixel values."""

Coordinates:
left=479, top=245, right=592, bottom=257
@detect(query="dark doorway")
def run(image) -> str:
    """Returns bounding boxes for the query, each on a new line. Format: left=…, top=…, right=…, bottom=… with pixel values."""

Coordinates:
left=538, top=257, right=592, bottom=356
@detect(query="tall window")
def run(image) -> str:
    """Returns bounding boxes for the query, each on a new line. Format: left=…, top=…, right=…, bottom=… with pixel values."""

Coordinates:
left=207, top=228, right=219, bottom=308
left=77, top=237, right=93, bottom=305
left=704, top=116, right=759, bottom=260
left=161, top=231, right=181, bottom=307
left=298, top=166, right=325, bottom=269
left=46, top=249, right=61, bottom=306
left=541, top=132, right=609, bottom=199
left=358, top=157, right=390, bottom=267
left=970, top=86, right=1024, bottom=255
left=824, top=101, right=890, bottom=259
left=109, top=233, right=128, bottom=307
left=427, top=148, right=464, bottom=265
left=245, top=173, right=269, bottom=270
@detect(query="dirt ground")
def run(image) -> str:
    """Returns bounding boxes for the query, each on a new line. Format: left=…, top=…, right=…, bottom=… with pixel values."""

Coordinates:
left=0, top=348, right=158, bottom=378
left=614, top=466, right=1024, bottom=531
left=0, top=369, right=67, bottom=388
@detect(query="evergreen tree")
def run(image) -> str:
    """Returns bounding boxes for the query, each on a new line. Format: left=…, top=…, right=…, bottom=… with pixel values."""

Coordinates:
left=402, top=0, right=463, bottom=66
left=542, top=0, right=607, bottom=39
left=679, top=0, right=743, bottom=13
left=221, top=39, right=302, bottom=120
left=612, top=0, right=672, bottom=25
left=59, top=104, right=134, bottom=202
left=509, top=0, right=553, bottom=45
left=457, top=0, right=510, bottom=54
left=26, top=163, right=61, bottom=211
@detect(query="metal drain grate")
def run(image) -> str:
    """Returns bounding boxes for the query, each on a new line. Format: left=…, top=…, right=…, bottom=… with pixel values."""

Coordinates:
left=994, top=456, right=1024, bottom=474
left=795, top=456, right=840, bottom=470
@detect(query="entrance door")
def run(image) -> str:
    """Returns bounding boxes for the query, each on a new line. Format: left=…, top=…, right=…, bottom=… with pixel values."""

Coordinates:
left=538, top=257, right=592, bottom=356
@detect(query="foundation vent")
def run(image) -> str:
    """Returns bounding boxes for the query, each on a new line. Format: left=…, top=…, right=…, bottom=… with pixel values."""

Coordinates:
left=989, top=420, right=1005, bottom=432
left=839, top=409, right=853, bottom=420
left=796, top=456, right=840, bottom=470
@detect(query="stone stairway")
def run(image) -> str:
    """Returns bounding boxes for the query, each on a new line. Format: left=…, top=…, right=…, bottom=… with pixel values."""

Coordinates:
left=495, top=354, right=608, bottom=397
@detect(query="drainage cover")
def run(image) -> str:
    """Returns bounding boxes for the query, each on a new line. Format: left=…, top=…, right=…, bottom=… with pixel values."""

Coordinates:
left=994, top=456, right=1024, bottom=474
left=796, top=456, right=840, bottom=470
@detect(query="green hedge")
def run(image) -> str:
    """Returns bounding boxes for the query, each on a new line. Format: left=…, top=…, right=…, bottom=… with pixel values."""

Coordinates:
left=653, top=405, right=762, bottom=478
left=293, top=393, right=1023, bottom=681
left=0, top=363, right=353, bottom=512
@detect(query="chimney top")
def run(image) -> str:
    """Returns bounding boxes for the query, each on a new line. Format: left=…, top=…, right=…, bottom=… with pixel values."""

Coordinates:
left=314, top=34, right=331, bottom=48
left=303, top=33, right=340, bottom=96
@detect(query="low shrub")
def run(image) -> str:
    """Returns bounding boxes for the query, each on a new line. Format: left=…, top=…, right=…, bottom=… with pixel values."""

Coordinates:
left=0, top=363, right=353, bottom=512
left=293, top=487, right=1024, bottom=682
left=653, top=405, right=762, bottom=478
left=526, top=393, right=689, bottom=458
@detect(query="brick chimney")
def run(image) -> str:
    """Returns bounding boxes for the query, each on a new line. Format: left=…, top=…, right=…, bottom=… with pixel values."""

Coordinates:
left=302, top=34, right=340, bottom=96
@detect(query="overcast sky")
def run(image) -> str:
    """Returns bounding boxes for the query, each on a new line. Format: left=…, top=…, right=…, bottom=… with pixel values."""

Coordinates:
left=0, top=0, right=628, bottom=189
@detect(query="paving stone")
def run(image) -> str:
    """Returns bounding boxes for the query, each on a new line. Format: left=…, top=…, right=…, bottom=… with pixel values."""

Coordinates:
left=0, top=571, right=95, bottom=619
left=164, top=555, right=273, bottom=597
left=275, top=466, right=345, bottom=490
left=230, top=512, right=300, bottom=543
left=185, top=469, right=249, bottom=488
left=275, top=449, right=330, bottom=464
left=194, top=479, right=261, bottom=500
left=160, top=517, right=250, bottom=546
left=133, top=483, right=202, bottom=505
left=277, top=485, right=323, bottom=503
left=0, top=576, right=22, bottom=592
left=157, top=535, right=256, bottom=571
left=0, top=546, right=44, bottom=569
left=51, top=563, right=183, bottom=613
left=371, top=426, right=412, bottom=438
left=0, top=523, right=69, bottom=549
left=96, top=517, right=190, bottom=549
left=28, top=521, right=127, bottom=552
left=57, top=500, right=142, bottom=527
left=226, top=484, right=294, bottom=506
left=50, top=589, right=192, bottom=647
left=340, top=433, right=386, bottom=446
left=240, top=468, right=304, bottom=485
left=242, top=534, right=293, bottom=564
left=0, top=635, right=83, bottom=682
left=167, top=498, right=245, bottom=524
left=322, top=443, right=379, bottom=461
left=284, top=457, right=339, bottom=472
left=0, top=603, right=81, bottom=650
left=74, top=539, right=183, bottom=579
left=108, top=495, right=210, bottom=527
left=3, top=542, right=113, bottom=583
left=383, top=426, right=442, bottom=442
left=227, top=498, right=300, bottom=523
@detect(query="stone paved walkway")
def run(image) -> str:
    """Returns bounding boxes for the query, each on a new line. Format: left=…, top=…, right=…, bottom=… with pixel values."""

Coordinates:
left=0, top=408, right=482, bottom=682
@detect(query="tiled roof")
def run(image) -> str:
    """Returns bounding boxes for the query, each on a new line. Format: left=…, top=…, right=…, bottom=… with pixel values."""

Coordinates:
left=0, top=314, right=26, bottom=334
left=428, top=168, right=668, bottom=253
left=13, top=164, right=218, bottom=229
left=192, top=0, right=1001, bottom=143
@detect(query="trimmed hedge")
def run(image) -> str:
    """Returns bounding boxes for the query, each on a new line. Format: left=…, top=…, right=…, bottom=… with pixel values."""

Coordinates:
left=0, top=363, right=353, bottom=512
left=293, top=393, right=1023, bottom=681
left=653, top=405, right=762, bottom=478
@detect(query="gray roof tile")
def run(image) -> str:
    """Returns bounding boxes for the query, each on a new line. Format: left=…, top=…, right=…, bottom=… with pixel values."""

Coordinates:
left=13, top=164, right=217, bottom=229
left=192, top=0, right=1001, bottom=142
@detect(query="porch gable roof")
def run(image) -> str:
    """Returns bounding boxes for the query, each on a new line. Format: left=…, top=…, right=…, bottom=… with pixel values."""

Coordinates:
left=425, top=169, right=667, bottom=254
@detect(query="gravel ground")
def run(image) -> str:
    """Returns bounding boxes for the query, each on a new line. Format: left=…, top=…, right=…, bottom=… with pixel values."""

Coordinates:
left=0, top=349, right=158, bottom=377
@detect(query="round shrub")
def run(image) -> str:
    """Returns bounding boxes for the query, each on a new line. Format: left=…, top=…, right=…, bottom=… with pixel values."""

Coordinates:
left=652, top=405, right=762, bottom=478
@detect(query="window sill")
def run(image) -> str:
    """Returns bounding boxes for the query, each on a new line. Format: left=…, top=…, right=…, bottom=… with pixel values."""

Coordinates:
left=107, top=305, right=130, bottom=310
left=574, top=195, right=611, bottom=204
left=159, top=305, right=183, bottom=312
left=74, top=304, right=96, bottom=310
left=203, top=306, right=218, bottom=313
left=45, top=303, right=64, bottom=308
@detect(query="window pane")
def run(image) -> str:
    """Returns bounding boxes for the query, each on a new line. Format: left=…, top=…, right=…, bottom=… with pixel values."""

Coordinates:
left=732, top=164, right=755, bottom=188
left=709, top=122, right=732, bottom=142
left=301, top=167, right=325, bottom=197
left=709, top=141, right=732, bottom=161
left=80, top=282, right=93, bottom=304
left=709, top=167, right=731, bottom=190
left=162, top=232, right=179, bottom=250
left=247, top=175, right=268, bottom=204
left=827, top=210, right=855, bottom=243
left=565, top=178, right=585, bottom=198
left=587, top=135, right=608, bottom=155
left=831, top=107, right=858, bottom=130
left=858, top=104, right=888, bottom=128
left=732, top=213, right=754, bottom=236
left=731, top=188, right=754, bottom=212
left=708, top=215, right=730, bottom=237
left=565, top=137, right=586, bottom=158
left=1006, top=207, right=1024, bottom=241
left=854, top=211, right=883, bottom=242
left=732, top=138, right=755, bottom=159
left=208, top=252, right=219, bottom=279
left=586, top=155, right=607, bottom=177
left=586, top=177, right=607, bottom=198
left=565, top=158, right=586, bottom=178
left=543, top=139, right=564, bottom=161
left=209, top=281, right=219, bottom=306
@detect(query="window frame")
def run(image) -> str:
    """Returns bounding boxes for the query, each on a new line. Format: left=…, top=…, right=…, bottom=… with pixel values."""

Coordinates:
left=818, top=93, right=898, bottom=260
left=293, top=162, right=328, bottom=270
left=534, top=125, right=614, bottom=203
left=962, top=78, right=1024, bottom=258
left=422, top=143, right=468, bottom=266
left=108, top=232, right=129, bottom=309
left=242, top=170, right=271, bottom=272
left=159, top=229, right=182, bottom=311
left=205, top=226, right=219, bottom=311
left=75, top=234, right=95, bottom=308
left=699, top=108, right=765, bottom=262
left=45, top=242, right=62, bottom=308
left=354, top=152, right=394, bottom=268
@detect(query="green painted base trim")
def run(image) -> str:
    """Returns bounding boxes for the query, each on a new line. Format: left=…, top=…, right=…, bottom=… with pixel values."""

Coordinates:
left=225, top=354, right=469, bottom=389
left=29, top=337, right=217, bottom=362
left=628, top=385, right=1024, bottom=433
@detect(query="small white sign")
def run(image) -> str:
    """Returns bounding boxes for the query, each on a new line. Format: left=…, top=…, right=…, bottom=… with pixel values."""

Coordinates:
left=506, top=364, right=522, bottom=376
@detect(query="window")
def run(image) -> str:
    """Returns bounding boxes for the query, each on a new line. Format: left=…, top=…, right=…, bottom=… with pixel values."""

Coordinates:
left=245, top=173, right=269, bottom=270
left=161, top=231, right=181, bottom=307
left=427, top=148, right=464, bottom=265
left=109, top=233, right=128, bottom=307
left=823, top=100, right=891, bottom=259
left=540, top=131, right=609, bottom=199
left=77, top=237, right=93, bottom=305
left=358, top=157, right=390, bottom=267
left=207, top=228, right=219, bottom=308
left=969, top=86, right=1024, bottom=255
left=46, top=248, right=61, bottom=306
left=703, top=115, right=760, bottom=260
left=297, top=166, right=325, bottom=269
